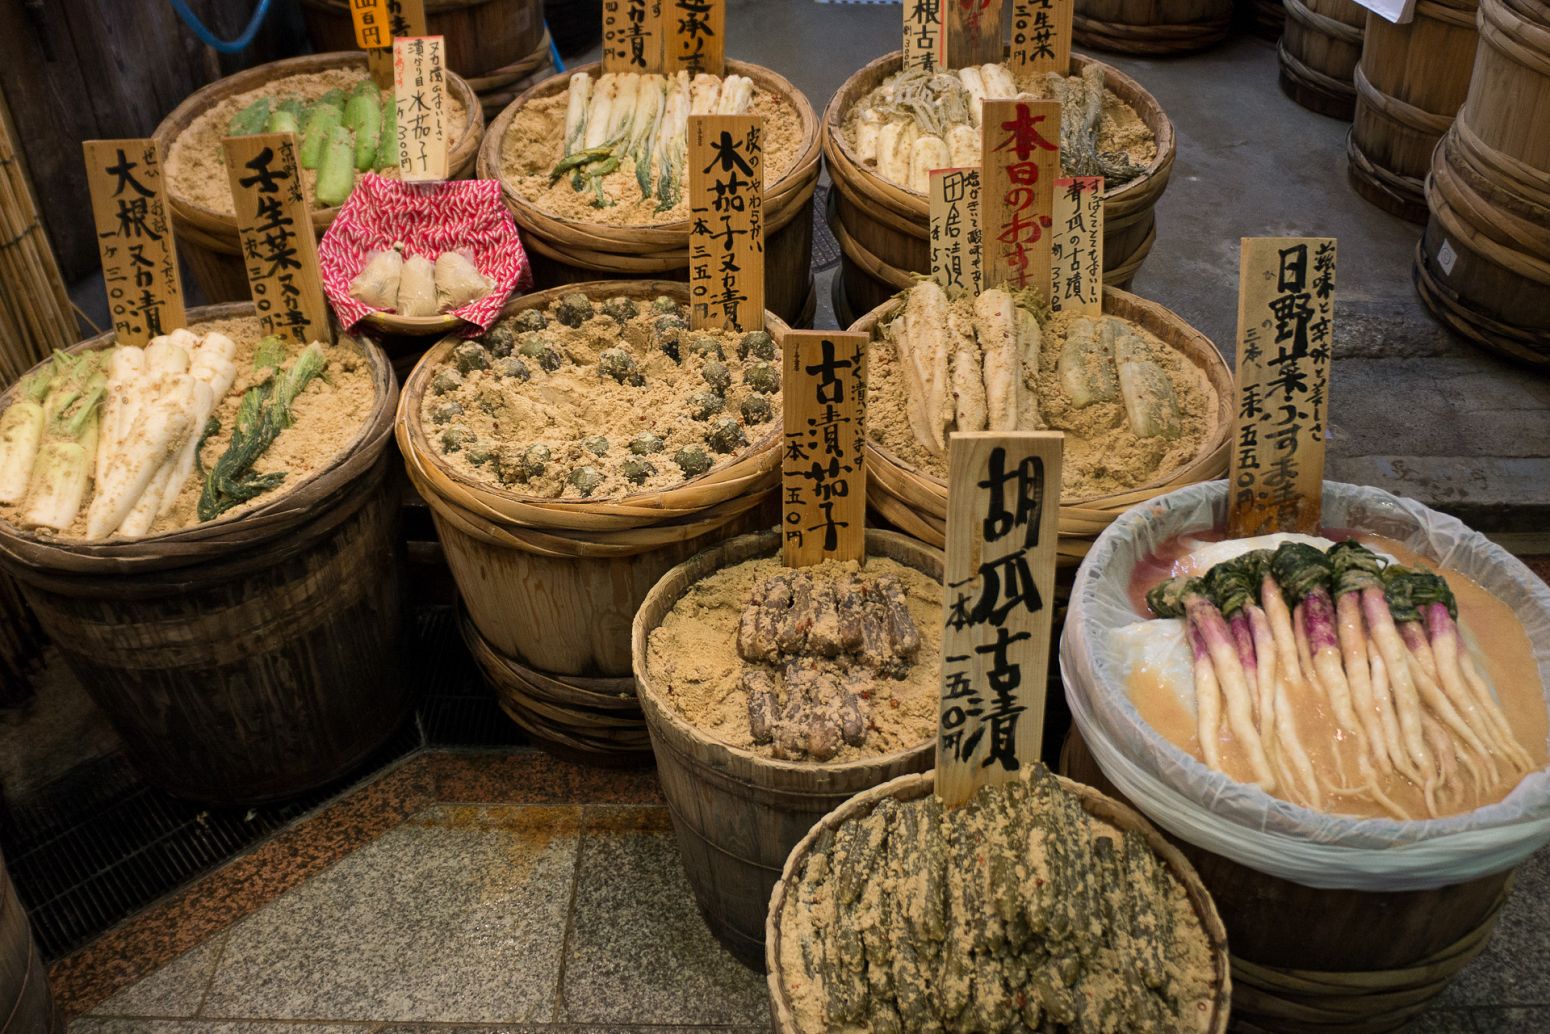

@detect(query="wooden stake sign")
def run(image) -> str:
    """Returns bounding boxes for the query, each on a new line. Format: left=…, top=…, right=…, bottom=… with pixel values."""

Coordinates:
left=664, top=0, right=725, bottom=76
left=222, top=134, right=331, bottom=345
left=1049, top=175, right=1102, bottom=315
left=980, top=98, right=1061, bottom=295
left=1010, top=0, right=1073, bottom=78
left=350, top=0, right=391, bottom=49
left=782, top=331, right=868, bottom=568
left=903, top=0, right=946, bottom=72
left=82, top=139, right=186, bottom=345
left=937, top=431, right=1063, bottom=808
left=947, top=0, right=1005, bottom=69
left=603, top=0, right=666, bottom=73
left=360, top=0, right=429, bottom=87
left=395, top=35, right=449, bottom=182
left=688, top=114, right=764, bottom=333
left=1227, top=236, right=1337, bottom=538
left=929, top=167, right=982, bottom=295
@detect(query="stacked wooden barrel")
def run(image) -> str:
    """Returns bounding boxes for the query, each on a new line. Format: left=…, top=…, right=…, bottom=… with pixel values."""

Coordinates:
left=1349, top=0, right=1479, bottom=222
left=1280, top=0, right=1368, bottom=118
left=1074, top=0, right=1235, bottom=53
left=1, top=851, right=58, bottom=1034
left=1416, top=0, right=1550, bottom=365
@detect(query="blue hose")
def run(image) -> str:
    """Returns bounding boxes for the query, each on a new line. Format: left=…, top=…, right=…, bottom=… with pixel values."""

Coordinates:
left=168, top=0, right=275, bottom=55
left=548, top=22, right=565, bottom=73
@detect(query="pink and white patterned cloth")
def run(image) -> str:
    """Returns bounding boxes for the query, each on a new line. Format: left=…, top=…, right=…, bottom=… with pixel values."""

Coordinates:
left=318, top=174, right=532, bottom=332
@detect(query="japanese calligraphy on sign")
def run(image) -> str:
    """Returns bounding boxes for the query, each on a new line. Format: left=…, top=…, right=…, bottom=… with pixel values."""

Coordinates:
left=929, top=167, right=982, bottom=295
left=937, top=431, right=1063, bottom=808
left=394, top=35, right=448, bottom=182
left=222, top=134, right=331, bottom=345
left=1227, top=237, right=1337, bottom=538
left=82, top=139, right=186, bottom=346
left=360, top=0, right=428, bottom=86
left=604, top=0, right=665, bottom=72
left=350, top=0, right=390, bottom=49
left=782, top=331, right=868, bottom=567
left=947, top=0, right=1005, bottom=69
left=1049, top=175, right=1102, bottom=315
left=903, top=0, right=945, bottom=72
left=688, top=114, right=764, bottom=333
left=980, top=99, right=1061, bottom=294
left=1010, top=0, right=1072, bottom=78
left=664, top=0, right=724, bottom=76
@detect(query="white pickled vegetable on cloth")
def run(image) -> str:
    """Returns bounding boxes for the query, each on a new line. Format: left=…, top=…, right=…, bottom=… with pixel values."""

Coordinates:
left=396, top=254, right=438, bottom=317
left=946, top=124, right=979, bottom=167
left=716, top=75, right=752, bottom=114
left=97, top=345, right=144, bottom=486
left=957, top=65, right=986, bottom=125
left=1057, top=316, right=1118, bottom=409
left=86, top=372, right=195, bottom=540
left=974, top=288, right=1022, bottom=431
left=434, top=249, right=493, bottom=312
left=979, top=63, right=1018, bottom=99
left=877, top=120, right=919, bottom=186
left=689, top=73, right=721, bottom=115
left=1114, top=332, right=1182, bottom=440
left=160, top=340, right=239, bottom=518
left=583, top=75, right=618, bottom=150
left=563, top=72, right=593, bottom=157
left=892, top=281, right=952, bottom=455
left=197, top=332, right=238, bottom=364
left=908, top=134, right=950, bottom=194
left=350, top=249, right=404, bottom=310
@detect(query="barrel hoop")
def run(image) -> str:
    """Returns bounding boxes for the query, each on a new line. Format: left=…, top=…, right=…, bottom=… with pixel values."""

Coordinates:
left=1348, top=130, right=1425, bottom=197
left=1430, top=157, right=1550, bottom=285
left=1354, top=64, right=1455, bottom=135
left=1229, top=885, right=1511, bottom=1034
left=1279, top=40, right=1360, bottom=96
left=1414, top=0, right=1480, bottom=26
left=1414, top=240, right=1550, bottom=363
left=1284, top=0, right=1366, bottom=43
left=1479, top=0, right=1550, bottom=76
left=1454, top=116, right=1550, bottom=208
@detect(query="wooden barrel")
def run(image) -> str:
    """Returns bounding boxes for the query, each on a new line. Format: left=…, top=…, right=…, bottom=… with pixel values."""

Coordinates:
left=1417, top=0, right=1550, bottom=365
left=396, top=281, right=785, bottom=686
left=764, top=769, right=1232, bottom=1032
left=1, top=851, right=58, bottom=1034
left=1280, top=0, right=1368, bottom=119
left=479, top=63, right=822, bottom=329
left=0, top=573, right=41, bottom=706
left=0, top=304, right=407, bottom=805
left=151, top=53, right=485, bottom=303
left=854, top=286, right=1232, bottom=561
left=300, top=0, right=546, bottom=82
left=1063, top=731, right=1512, bottom=1033
left=1349, top=0, right=1480, bottom=222
left=1247, top=0, right=1288, bottom=39
left=633, top=529, right=941, bottom=968
left=1074, top=0, right=1236, bottom=53
left=545, top=0, right=603, bottom=55
left=824, top=51, right=1176, bottom=319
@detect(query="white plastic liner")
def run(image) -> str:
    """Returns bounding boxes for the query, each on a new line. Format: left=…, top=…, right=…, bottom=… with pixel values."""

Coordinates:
left=1061, top=480, right=1550, bottom=891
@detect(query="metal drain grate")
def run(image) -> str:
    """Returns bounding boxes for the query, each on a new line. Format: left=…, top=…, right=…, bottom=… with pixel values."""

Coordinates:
left=0, top=604, right=511, bottom=960
left=812, top=184, right=841, bottom=270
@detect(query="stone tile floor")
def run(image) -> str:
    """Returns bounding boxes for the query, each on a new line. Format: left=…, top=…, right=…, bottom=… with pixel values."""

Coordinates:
left=63, top=784, right=1550, bottom=1032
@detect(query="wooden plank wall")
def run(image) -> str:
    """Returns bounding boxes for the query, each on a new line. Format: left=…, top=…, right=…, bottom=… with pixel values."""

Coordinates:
left=0, top=0, right=307, bottom=283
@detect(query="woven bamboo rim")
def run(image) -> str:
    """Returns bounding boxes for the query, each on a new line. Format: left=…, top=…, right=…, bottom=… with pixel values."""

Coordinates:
left=396, top=280, right=787, bottom=543
left=1346, top=131, right=1428, bottom=222
left=850, top=286, right=1232, bottom=553
left=1284, top=0, right=1366, bottom=42
left=1353, top=64, right=1456, bottom=137
left=477, top=60, right=821, bottom=271
left=1279, top=43, right=1359, bottom=100
left=764, top=769, right=1232, bottom=1033
left=1229, top=883, right=1510, bottom=1033
left=0, top=302, right=398, bottom=579
left=1429, top=131, right=1550, bottom=287
left=1072, top=13, right=1233, bottom=55
left=1413, top=241, right=1550, bottom=365
left=151, top=52, right=485, bottom=244
left=821, top=50, right=1176, bottom=246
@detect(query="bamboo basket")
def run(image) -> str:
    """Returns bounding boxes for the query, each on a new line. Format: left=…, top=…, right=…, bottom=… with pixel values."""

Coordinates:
left=1280, top=0, right=1368, bottom=119
left=633, top=529, right=941, bottom=967
left=1063, top=730, right=1509, bottom=1034
left=1348, top=0, right=1479, bottom=223
left=151, top=53, right=485, bottom=303
left=476, top=61, right=823, bottom=327
left=0, top=303, right=408, bottom=804
left=1, top=849, right=59, bottom=1034
left=765, top=769, right=1232, bottom=1032
left=853, top=286, right=1232, bottom=563
left=1416, top=0, right=1550, bottom=365
left=823, top=50, right=1177, bottom=319
left=1074, top=0, right=1236, bottom=54
left=396, top=281, right=786, bottom=681
left=301, top=0, right=547, bottom=90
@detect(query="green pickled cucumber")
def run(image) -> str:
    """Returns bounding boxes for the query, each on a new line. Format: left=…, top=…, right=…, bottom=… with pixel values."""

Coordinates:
left=343, top=88, right=382, bottom=172
left=315, top=125, right=356, bottom=206
left=299, top=102, right=344, bottom=170
left=374, top=93, right=398, bottom=170
left=226, top=98, right=271, bottom=137
left=264, top=109, right=300, bottom=136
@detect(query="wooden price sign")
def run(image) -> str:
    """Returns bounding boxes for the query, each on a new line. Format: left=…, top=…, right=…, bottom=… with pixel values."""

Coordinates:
left=1049, top=175, right=1102, bottom=315
left=1010, top=0, right=1072, bottom=78
left=903, top=0, right=946, bottom=72
left=1227, top=236, right=1337, bottom=538
left=394, top=35, right=449, bottom=182
left=947, top=0, right=1005, bottom=69
left=355, top=0, right=429, bottom=87
left=687, top=114, right=764, bottom=333
left=664, top=0, right=725, bottom=76
left=929, top=167, right=982, bottom=295
left=782, top=331, right=868, bottom=568
left=937, top=431, right=1063, bottom=808
left=82, top=139, right=186, bottom=345
left=603, top=0, right=666, bottom=73
left=980, top=98, right=1061, bottom=295
left=222, top=134, right=332, bottom=345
